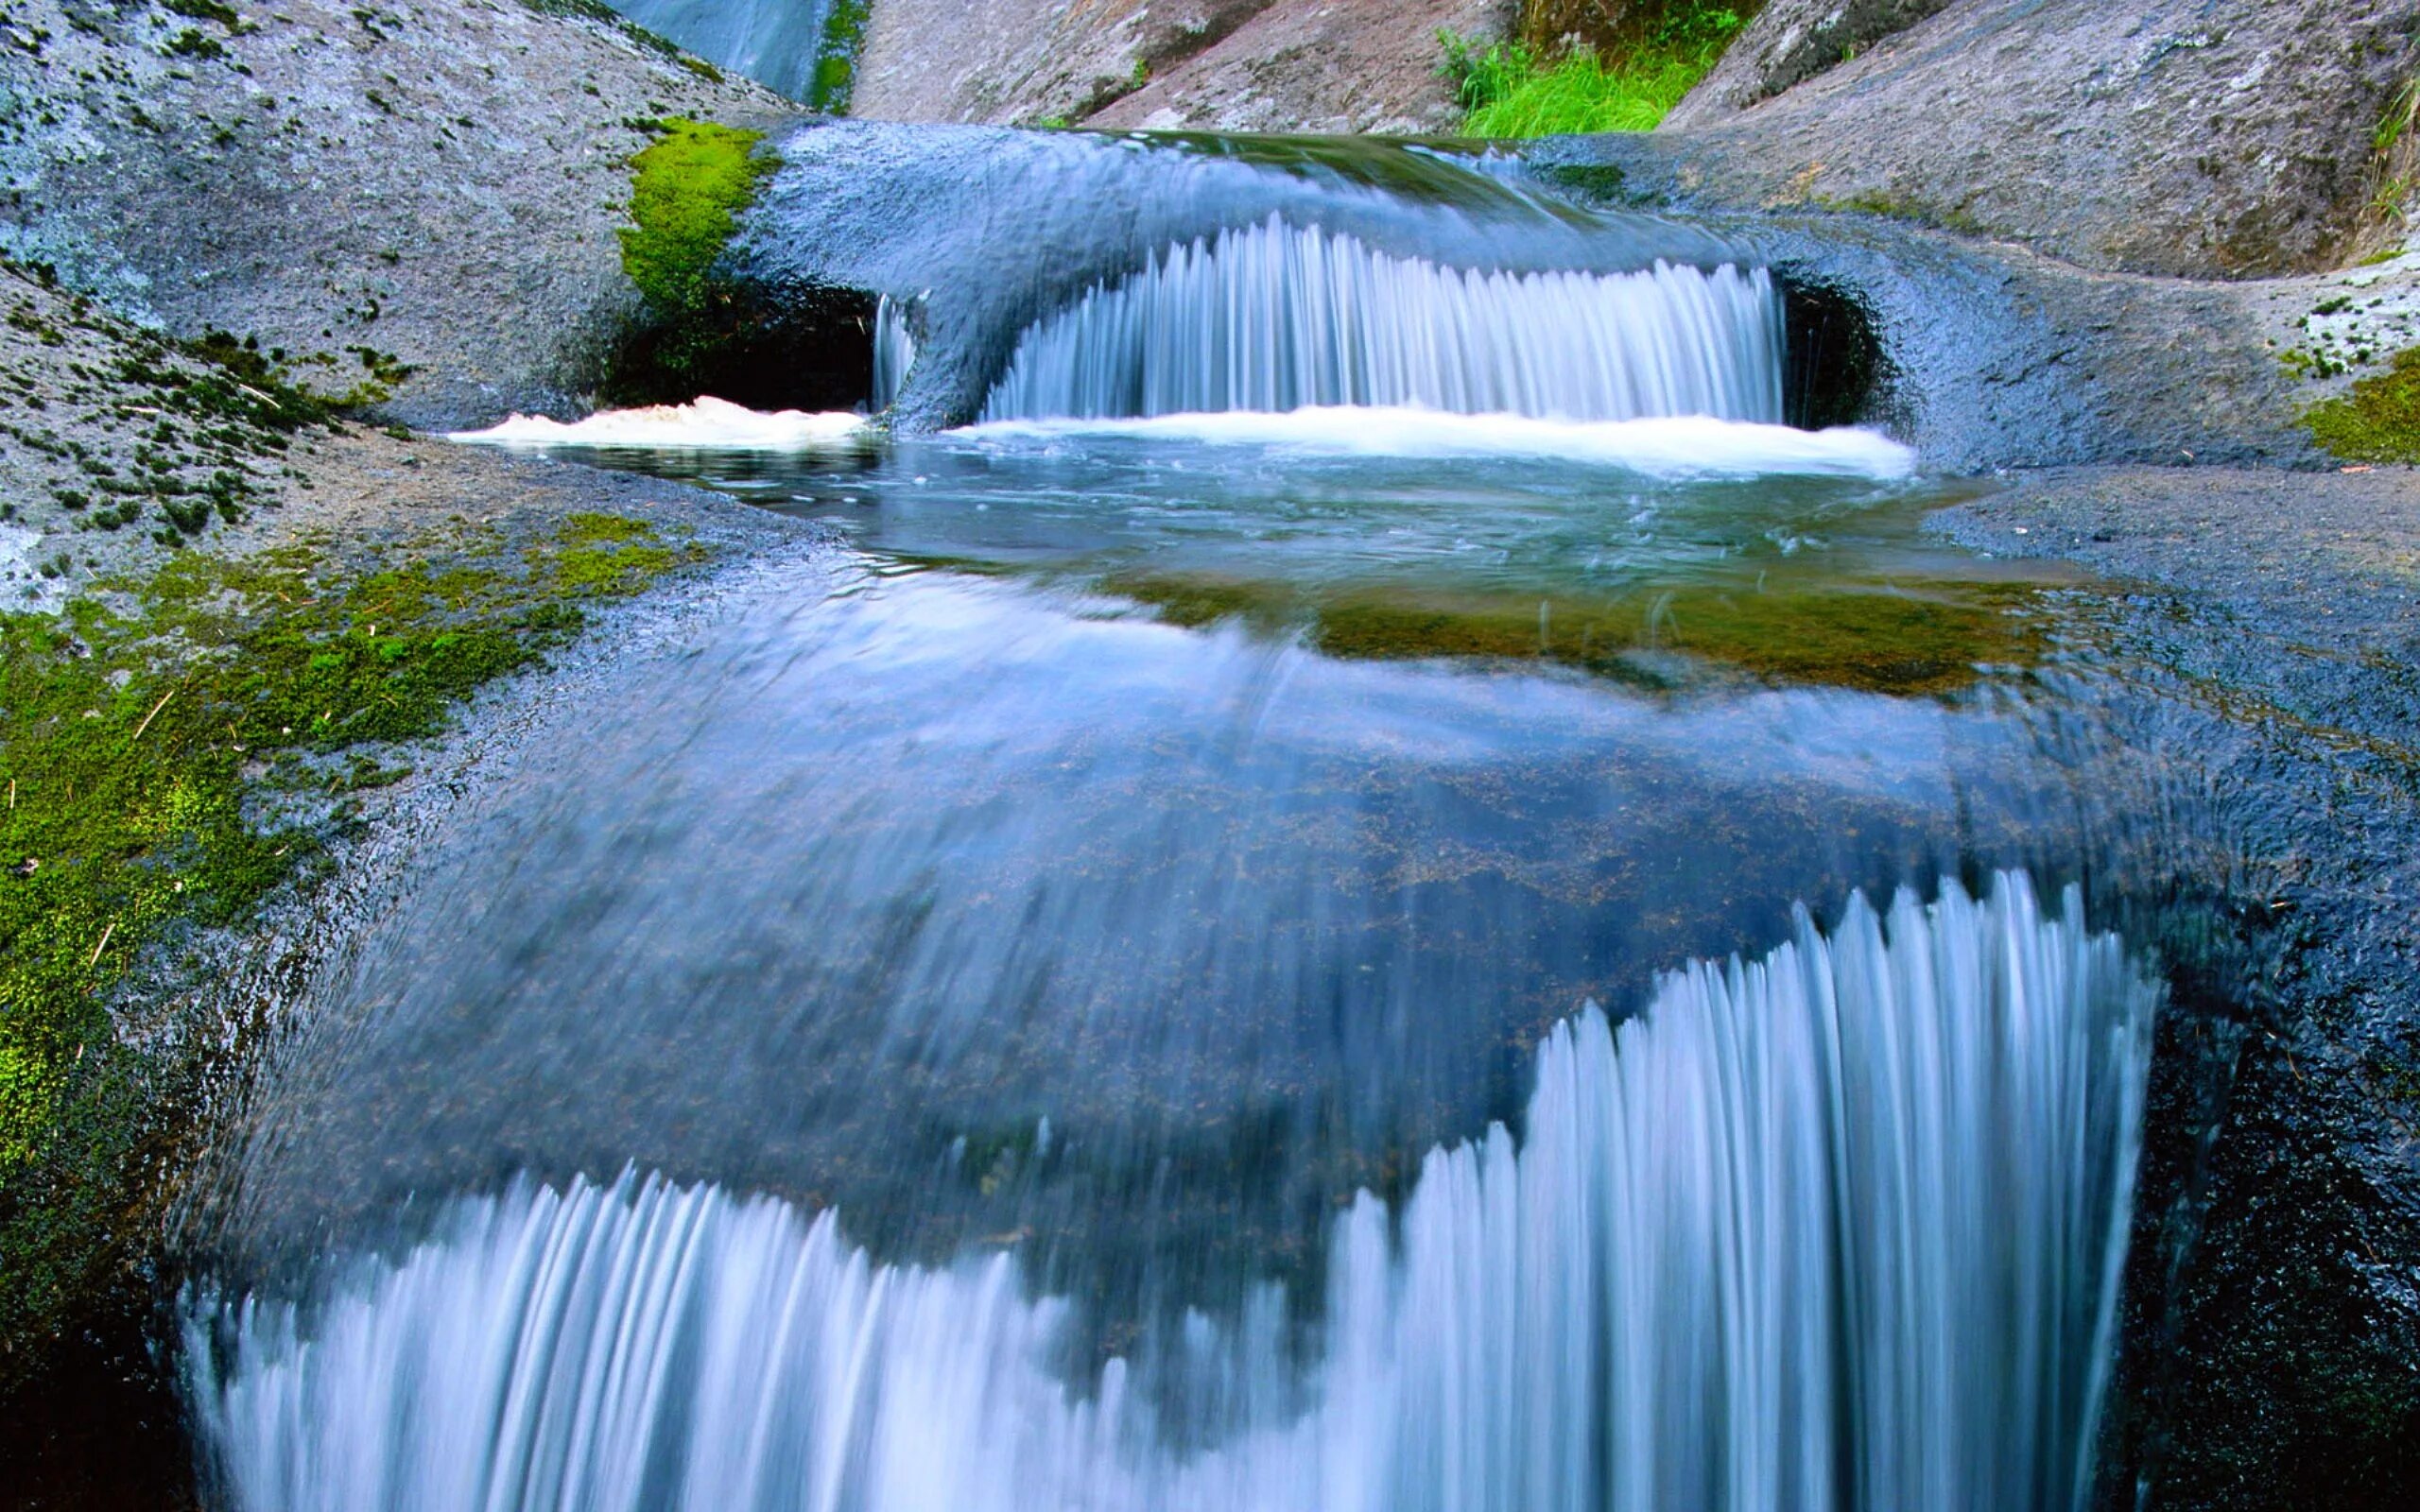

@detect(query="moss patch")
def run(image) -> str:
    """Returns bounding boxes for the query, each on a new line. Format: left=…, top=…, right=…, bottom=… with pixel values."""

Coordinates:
left=619, top=118, right=774, bottom=316
left=604, top=124, right=880, bottom=410
left=810, top=0, right=871, bottom=113
left=2305, top=346, right=2420, bottom=463
left=0, top=513, right=702, bottom=1375
left=1102, top=571, right=2051, bottom=697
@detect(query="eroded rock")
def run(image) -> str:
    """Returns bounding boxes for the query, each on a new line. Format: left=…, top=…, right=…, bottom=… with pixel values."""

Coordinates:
left=853, top=0, right=1514, bottom=134
left=1658, top=0, right=2420, bottom=280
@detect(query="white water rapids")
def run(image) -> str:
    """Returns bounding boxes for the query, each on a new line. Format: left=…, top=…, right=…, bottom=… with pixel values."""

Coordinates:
left=981, top=216, right=1789, bottom=424
left=187, top=872, right=2153, bottom=1512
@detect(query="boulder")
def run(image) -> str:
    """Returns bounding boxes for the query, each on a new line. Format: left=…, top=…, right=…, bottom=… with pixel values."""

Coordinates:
left=1656, top=0, right=2420, bottom=279
left=0, top=0, right=794, bottom=426
left=851, top=0, right=1514, bottom=134
left=1090, top=0, right=1513, bottom=135
left=1664, top=1, right=1951, bottom=121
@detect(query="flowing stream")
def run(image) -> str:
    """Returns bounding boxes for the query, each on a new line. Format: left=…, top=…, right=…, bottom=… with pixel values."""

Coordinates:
left=184, top=135, right=2164, bottom=1512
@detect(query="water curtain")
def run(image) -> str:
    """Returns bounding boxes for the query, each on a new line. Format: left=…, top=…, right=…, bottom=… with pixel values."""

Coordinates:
left=981, top=216, right=1788, bottom=424
left=188, top=873, right=2152, bottom=1512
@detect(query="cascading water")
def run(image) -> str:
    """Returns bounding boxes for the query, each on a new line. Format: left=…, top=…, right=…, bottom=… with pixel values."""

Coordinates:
left=605, top=1, right=838, bottom=101
left=872, top=294, right=917, bottom=413
left=187, top=872, right=2153, bottom=1512
left=978, top=216, right=1788, bottom=424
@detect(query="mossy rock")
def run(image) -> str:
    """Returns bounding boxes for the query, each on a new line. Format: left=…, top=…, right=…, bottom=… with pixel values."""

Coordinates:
left=2305, top=347, right=2420, bottom=463
left=606, top=120, right=877, bottom=409
left=0, top=515, right=702, bottom=1380
left=619, top=118, right=775, bottom=317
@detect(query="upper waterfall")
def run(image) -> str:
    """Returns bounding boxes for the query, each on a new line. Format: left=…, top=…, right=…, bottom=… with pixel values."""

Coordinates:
left=606, top=1, right=838, bottom=101
left=978, top=216, right=1789, bottom=425
left=186, top=872, right=2153, bottom=1512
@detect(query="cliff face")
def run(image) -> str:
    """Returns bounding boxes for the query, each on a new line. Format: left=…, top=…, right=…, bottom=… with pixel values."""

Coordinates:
left=0, top=0, right=793, bottom=426
left=1659, top=0, right=2420, bottom=280
left=849, top=0, right=1512, bottom=133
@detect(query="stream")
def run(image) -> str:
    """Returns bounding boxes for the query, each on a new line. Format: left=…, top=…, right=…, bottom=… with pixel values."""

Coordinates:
left=177, top=130, right=2187, bottom=1512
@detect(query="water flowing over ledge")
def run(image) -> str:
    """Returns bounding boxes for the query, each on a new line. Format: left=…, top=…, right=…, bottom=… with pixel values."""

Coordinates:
left=959, top=410, right=1915, bottom=478
left=186, top=872, right=2153, bottom=1512
left=980, top=218, right=1789, bottom=425
left=447, top=397, right=870, bottom=450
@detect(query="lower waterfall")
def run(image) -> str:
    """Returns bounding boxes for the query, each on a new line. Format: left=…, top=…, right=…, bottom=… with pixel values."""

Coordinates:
left=186, top=872, right=2154, bottom=1512
left=979, top=217, right=1788, bottom=425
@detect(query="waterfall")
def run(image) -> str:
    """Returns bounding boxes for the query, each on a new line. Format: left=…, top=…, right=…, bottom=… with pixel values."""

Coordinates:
left=186, top=872, right=2153, bottom=1512
left=872, top=294, right=917, bottom=413
left=605, top=1, right=837, bottom=101
left=979, top=217, right=1789, bottom=425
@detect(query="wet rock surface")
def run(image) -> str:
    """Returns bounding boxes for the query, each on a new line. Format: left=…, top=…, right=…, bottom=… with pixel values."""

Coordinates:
left=0, top=335, right=832, bottom=1503
left=740, top=120, right=2318, bottom=469
left=1930, top=468, right=2420, bottom=1509
left=1657, top=0, right=2420, bottom=280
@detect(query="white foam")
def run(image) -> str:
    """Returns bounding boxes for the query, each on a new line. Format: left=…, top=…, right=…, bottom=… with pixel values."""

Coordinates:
left=448, top=396, right=870, bottom=450
left=959, top=407, right=1917, bottom=479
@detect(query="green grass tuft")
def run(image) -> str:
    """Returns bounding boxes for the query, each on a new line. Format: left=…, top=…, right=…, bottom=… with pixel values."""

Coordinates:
left=2305, top=347, right=2420, bottom=463
left=1444, top=7, right=1749, bottom=137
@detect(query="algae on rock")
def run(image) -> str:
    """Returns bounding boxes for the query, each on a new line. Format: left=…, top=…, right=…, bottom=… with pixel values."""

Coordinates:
left=2305, top=347, right=2420, bottom=463
left=0, top=513, right=701, bottom=1378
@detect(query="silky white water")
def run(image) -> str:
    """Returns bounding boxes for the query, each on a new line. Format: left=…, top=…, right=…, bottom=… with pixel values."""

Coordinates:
left=960, top=409, right=1912, bottom=477
left=188, top=872, right=2153, bottom=1512
left=872, top=293, right=917, bottom=412
left=980, top=216, right=1788, bottom=424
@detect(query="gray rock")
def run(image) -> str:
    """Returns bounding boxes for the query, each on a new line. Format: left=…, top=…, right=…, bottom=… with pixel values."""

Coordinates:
left=852, top=0, right=1280, bottom=126
left=851, top=0, right=1513, bottom=134
left=1655, top=0, right=2420, bottom=280
left=1663, top=0, right=1950, bottom=122
left=0, top=0, right=795, bottom=428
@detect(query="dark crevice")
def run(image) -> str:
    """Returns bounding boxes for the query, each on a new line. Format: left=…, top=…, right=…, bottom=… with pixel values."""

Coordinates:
left=604, top=278, right=878, bottom=412
left=1779, top=274, right=1886, bottom=431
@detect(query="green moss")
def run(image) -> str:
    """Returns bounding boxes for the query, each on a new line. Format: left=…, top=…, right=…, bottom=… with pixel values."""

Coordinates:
left=2305, top=346, right=2420, bottom=463
left=809, top=0, right=871, bottom=113
left=544, top=511, right=684, bottom=595
left=164, top=26, right=225, bottom=60
left=0, top=513, right=700, bottom=1374
left=607, top=120, right=790, bottom=400
left=1103, top=571, right=2049, bottom=697
left=162, top=0, right=242, bottom=27
left=619, top=118, right=773, bottom=316
left=1444, top=7, right=1749, bottom=137
left=1813, top=189, right=1990, bottom=237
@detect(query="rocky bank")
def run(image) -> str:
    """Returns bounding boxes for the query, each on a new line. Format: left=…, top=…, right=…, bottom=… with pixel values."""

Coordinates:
left=0, top=0, right=793, bottom=428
